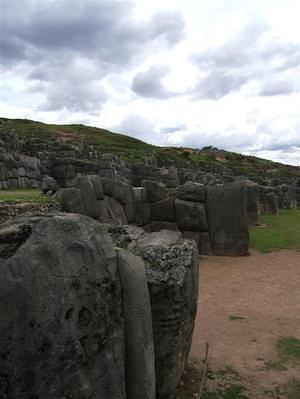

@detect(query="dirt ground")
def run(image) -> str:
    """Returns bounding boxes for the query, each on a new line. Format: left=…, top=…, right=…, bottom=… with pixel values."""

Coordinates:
left=177, top=250, right=300, bottom=398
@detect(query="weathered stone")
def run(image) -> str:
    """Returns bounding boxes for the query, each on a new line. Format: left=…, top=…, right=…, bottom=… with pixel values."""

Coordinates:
left=124, top=203, right=136, bottom=223
left=117, top=249, right=156, bottom=399
left=175, top=199, right=208, bottom=232
left=142, top=180, right=169, bottom=202
left=150, top=221, right=179, bottom=232
left=89, top=175, right=104, bottom=200
left=133, top=187, right=147, bottom=203
left=182, top=231, right=211, bottom=255
left=75, top=175, right=99, bottom=218
left=53, top=162, right=76, bottom=180
left=101, top=178, right=115, bottom=196
left=178, top=182, right=207, bottom=203
left=98, top=196, right=127, bottom=225
left=114, top=182, right=135, bottom=205
left=135, top=202, right=151, bottom=226
left=132, top=230, right=199, bottom=399
left=0, top=213, right=125, bottom=399
left=56, top=188, right=85, bottom=214
left=199, top=232, right=212, bottom=255
left=245, top=181, right=260, bottom=225
left=260, top=192, right=279, bottom=215
left=207, top=183, right=249, bottom=255
left=151, top=197, right=175, bottom=222
left=41, top=176, right=58, bottom=193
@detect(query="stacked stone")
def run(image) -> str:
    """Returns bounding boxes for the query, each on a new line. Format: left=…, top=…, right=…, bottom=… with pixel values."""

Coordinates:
left=57, top=176, right=250, bottom=256
left=259, top=186, right=279, bottom=215
left=274, top=184, right=297, bottom=209
left=176, top=182, right=211, bottom=254
left=206, top=183, right=249, bottom=256
left=296, top=179, right=300, bottom=207
left=0, top=151, right=42, bottom=189
left=244, top=180, right=260, bottom=225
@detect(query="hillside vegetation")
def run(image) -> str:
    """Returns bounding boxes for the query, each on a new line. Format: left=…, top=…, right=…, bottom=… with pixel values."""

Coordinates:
left=2, top=117, right=300, bottom=179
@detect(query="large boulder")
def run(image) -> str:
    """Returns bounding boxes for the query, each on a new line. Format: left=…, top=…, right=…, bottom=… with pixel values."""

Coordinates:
left=175, top=199, right=208, bottom=232
left=117, top=249, right=156, bottom=399
left=259, top=191, right=279, bottom=215
left=106, top=226, right=200, bottom=399
left=133, top=230, right=199, bottom=399
left=56, top=187, right=85, bottom=214
left=151, top=197, right=175, bottom=222
left=98, top=196, right=128, bottom=225
left=177, top=182, right=207, bottom=203
left=207, top=183, right=249, bottom=255
left=142, top=180, right=169, bottom=203
left=0, top=213, right=125, bottom=399
left=75, top=175, right=99, bottom=218
left=111, top=228, right=199, bottom=399
left=41, top=176, right=58, bottom=194
left=245, top=181, right=260, bottom=226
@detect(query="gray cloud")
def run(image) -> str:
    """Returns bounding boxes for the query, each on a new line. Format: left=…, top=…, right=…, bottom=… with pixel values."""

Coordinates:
left=259, top=81, right=296, bottom=97
left=159, top=124, right=187, bottom=134
left=194, top=72, right=250, bottom=99
left=113, top=114, right=158, bottom=145
left=132, top=65, right=180, bottom=99
left=0, top=0, right=185, bottom=112
left=191, top=18, right=300, bottom=99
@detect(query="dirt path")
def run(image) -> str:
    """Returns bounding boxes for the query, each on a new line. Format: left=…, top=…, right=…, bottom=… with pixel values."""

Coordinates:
left=178, top=250, right=300, bottom=398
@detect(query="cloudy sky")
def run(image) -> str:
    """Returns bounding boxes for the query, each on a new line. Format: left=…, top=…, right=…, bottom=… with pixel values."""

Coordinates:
left=1, top=0, right=300, bottom=165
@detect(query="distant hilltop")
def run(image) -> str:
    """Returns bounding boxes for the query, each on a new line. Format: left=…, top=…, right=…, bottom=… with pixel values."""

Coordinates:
left=1, top=117, right=300, bottom=181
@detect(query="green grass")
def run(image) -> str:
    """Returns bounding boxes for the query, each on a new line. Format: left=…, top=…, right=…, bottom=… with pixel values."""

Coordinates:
left=0, top=189, right=51, bottom=204
left=285, top=379, right=300, bottom=399
left=277, top=337, right=300, bottom=361
left=202, top=384, right=248, bottom=399
left=250, top=209, right=300, bottom=252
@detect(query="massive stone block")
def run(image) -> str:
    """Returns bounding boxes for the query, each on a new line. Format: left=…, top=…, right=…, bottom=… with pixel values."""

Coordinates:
left=182, top=231, right=211, bottom=255
left=56, top=187, right=85, bottom=214
left=151, top=197, right=175, bottom=222
left=142, top=180, right=169, bottom=203
left=98, top=196, right=128, bottom=225
left=175, top=199, right=208, bottom=232
left=0, top=214, right=125, bottom=399
left=41, top=176, right=58, bottom=193
left=260, top=191, right=279, bottom=215
left=75, top=175, right=99, bottom=219
left=135, top=202, right=151, bottom=226
left=132, top=230, right=199, bottom=399
left=106, top=226, right=200, bottom=399
left=245, top=181, right=260, bottom=226
left=207, top=183, right=249, bottom=256
left=89, top=175, right=104, bottom=200
left=117, top=249, right=156, bottom=399
left=177, top=182, right=207, bottom=203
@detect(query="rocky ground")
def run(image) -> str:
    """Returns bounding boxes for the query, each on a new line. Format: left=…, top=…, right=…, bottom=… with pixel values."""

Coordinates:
left=177, top=250, right=300, bottom=399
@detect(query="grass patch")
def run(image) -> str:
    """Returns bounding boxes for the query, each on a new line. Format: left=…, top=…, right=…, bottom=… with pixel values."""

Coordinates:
left=0, top=189, right=51, bottom=204
left=250, top=209, right=300, bottom=252
left=285, top=379, right=300, bottom=399
left=277, top=337, right=300, bottom=361
left=202, top=384, right=248, bottom=399
left=229, top=315, right=246, bottom=321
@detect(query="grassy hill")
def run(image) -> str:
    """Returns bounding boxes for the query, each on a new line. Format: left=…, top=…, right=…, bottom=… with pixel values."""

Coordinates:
left=1, top=117, right=300, bottom=180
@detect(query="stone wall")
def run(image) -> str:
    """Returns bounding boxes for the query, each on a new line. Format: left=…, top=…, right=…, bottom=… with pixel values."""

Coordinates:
left=58, top=176, right=250, bottom=256
left=0, top=150, right=42, bottom=189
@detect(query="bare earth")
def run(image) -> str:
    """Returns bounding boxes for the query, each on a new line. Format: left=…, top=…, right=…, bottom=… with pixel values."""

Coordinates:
left=179, top=250, right=300, bottom=398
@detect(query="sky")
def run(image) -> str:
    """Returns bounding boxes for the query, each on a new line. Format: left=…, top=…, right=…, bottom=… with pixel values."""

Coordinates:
left=0, top=0, right=300, bottom=165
